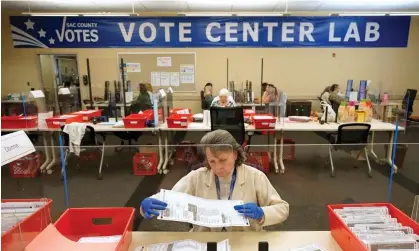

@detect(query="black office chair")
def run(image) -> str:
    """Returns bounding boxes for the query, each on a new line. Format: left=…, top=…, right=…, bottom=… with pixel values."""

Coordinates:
left=60, top=125, right=107, bottom=180
left=328, top=123, right=372, bottom=178
left=210, top=106, right=250, bottom=147
left=402, top=89, right=417, bottom=120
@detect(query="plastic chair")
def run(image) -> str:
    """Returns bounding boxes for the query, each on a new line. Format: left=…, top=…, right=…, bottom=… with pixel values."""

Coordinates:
left=60, top=125, right=107, bottom=180
left=210, top=106, right=251, bottom=147
left=328, top=123, right=372, bottom=178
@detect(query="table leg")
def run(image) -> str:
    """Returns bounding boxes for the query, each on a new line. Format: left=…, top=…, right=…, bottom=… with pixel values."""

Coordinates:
left=386, top=131, right=398, bottom=173
left=279, top=131, right=285, bottom=174
left=40, top=132, right=51, bottom=173
left=161, top=131, right=171, bottom=174
left=273, top=131, right=279, bottom=174
left=369, top=131, right=379, bottom=160
left=45, top=132, right=58, bottom=174
left=267, top=131, right=272, bottom=160
left=157, top=130, right=164, bottom=172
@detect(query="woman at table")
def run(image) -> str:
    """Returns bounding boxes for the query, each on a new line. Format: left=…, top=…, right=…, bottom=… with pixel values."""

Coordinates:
left=262, top=84, right=278, bottom=104
left=140, top=129, right=289, bottom=232
left=211, top=88, right=236, bottom=107
left=203, top=82, right=214, bottom=109
left=132, top=83, right=152, bottom=112
left=328, top=84, right=344, bottom=112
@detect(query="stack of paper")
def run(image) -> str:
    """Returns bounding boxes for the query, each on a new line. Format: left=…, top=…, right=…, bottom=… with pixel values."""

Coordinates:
left=335, top=206, right=419, bottom=250
left=1, top=201, right=47, bottom=234
left=135, top=239, right=231, bottom=251
left=158, top=189, right=249, bottom=228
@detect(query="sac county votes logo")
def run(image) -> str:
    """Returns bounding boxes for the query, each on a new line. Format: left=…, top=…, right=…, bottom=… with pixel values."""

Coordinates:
left=11, top=17, right=98, bottom=48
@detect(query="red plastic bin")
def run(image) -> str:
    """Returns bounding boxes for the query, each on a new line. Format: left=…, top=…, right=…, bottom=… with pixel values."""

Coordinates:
left=71, top=110, right=102, bottom=122
left=328, top=203, right=419, bottom=251
left=9, top=152, right=43, bottom=178
left=142, top=109, right=162, bottom=121
left=54, top=207, right=135, bottom=251
left=123, top=114, right=148, bottom=128
left=45, top=114, right=83, bottom=129
left=252, top=114, right=277, bottom=129
left=246, top=152, right=270, bottom=173
left=132, top=152, right=158, bottom=175
left=170, top=108, right=191, bottom=115
left=167, top=114, right=193, bottom=128
left=1, top=198, right=53, bottom=251
left=1, top=116, right=38, bottom=129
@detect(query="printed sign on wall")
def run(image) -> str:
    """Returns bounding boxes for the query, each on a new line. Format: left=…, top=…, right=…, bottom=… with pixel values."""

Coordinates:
left=9, top=16, right=411, bottom=48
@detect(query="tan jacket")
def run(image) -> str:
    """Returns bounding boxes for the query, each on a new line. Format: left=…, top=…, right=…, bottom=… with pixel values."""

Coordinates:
left=143, top=164, right=289, bottom=232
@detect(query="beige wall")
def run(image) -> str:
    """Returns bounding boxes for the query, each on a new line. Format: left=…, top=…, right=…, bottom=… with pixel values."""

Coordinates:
left=39, top=55, right=54, bottom=90
left=2, top=10, right=419, bottom=114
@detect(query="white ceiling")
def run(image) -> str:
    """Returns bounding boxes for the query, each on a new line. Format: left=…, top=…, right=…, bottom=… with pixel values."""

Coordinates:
left=2, top=0, right=419, bottom=13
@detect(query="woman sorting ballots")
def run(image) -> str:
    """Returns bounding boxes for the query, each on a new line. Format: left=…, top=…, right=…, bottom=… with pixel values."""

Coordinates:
left=140, top=130, right=289, bottom=231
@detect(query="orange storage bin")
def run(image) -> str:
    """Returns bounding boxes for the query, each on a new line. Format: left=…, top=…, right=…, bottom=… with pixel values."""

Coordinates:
left=132, top=152, right=158, bottom=175
left=26, top=207, right=135, bottom=251
left=45, top=114, right=83, bottom=129
left=170, top=108, right=191, bottom=115
left=252, top=114, right=276, bottom=129
left=1, top=116, right=38, bottom=129
left=1, top=198, right=53, bottom=251
left=328, top=203, right=419, bottom=251
left=167, top=114, right=193, bottom=128
left=123, top=114, right=148, bottom=128
left=71, top=110, right=102, bottom=122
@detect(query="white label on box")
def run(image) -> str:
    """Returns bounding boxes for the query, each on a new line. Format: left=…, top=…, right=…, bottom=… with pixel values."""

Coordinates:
left=262, top=122, right=268, bottom=125
left=1, top=130, right=36, bottom=166
left=173, top=121, right=180, bottom=124
left=269, top=123, right=275, bottom=128
left=131, top=121, right=138, bottom=124
left=53, top=121, right=60, bottom=125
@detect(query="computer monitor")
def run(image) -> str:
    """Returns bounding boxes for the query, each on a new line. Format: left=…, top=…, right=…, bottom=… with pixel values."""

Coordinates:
left=359, top=80, right=367, bottom=100
left=346, top=80, right=353, bottom=98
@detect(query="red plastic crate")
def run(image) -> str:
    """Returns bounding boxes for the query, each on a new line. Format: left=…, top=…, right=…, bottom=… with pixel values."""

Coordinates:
left=49, top=207, right=135, bottom=251
left=1, top=198, right=53, bottom=251
left=1, top=116, right=38, bottom=129
left=123, top=114, right=148, bottom=128
left=71, top=110, right=102, bottom=122
left=45, top=114, right=83, bottom=129
left=246, top=152, right=270, bottom=173
left=167, top=114, right=193, bottom=128
left=328, top=203, right=419, bottom=251
left=9, top=152, right=43, bottom=178
left=170, top=108, right=191, bottom=115
left=243, top=109, right=255, bottom=120
left=252, top=114, right=277, bottom=129
left=133, top=153, right=158, bottom=175
left=277, top=138, right=295, bottom=161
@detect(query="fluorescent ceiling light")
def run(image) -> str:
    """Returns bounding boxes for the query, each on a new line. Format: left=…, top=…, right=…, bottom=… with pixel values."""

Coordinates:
left=235, top=13, right=284, bottom=16
left=389, top=13, right=419, bottom=16
left=22, top=12, right=133, bottom=16
left=179, top=12, right=233, bottom=16
left=337, top=13, right=387, bottom=16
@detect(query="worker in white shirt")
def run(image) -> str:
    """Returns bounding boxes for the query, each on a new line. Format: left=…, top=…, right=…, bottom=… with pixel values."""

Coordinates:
left=140, top=129, right=289, bottom=232
left=210, top=88, right=236, bottom=107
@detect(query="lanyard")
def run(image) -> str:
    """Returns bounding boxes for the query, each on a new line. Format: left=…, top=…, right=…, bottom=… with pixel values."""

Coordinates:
left=215, top=168, right=237, bottom=200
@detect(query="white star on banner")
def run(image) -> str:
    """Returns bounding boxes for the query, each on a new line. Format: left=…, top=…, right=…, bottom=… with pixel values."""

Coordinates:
left=49, top=38, right=55, bottom=45
left=24, top=19, right=34, bottom=30
left=38, top=29, right=46, bottom=38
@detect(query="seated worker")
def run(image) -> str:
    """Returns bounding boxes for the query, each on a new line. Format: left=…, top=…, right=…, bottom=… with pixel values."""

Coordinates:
left=140, top=129, right=289, bottom=232
left=262, top=84, right=278, bottom=104
left=328, top=84, right=344, bottom=111
left=203, top=83, right=214, bottom=110
left=211, top=88, right=236, bottom=107
left=144, top=83, right=153, bottom=100
left=131, top=83, right=152, bottom=113
left=320, top=86, right=331, bottom=104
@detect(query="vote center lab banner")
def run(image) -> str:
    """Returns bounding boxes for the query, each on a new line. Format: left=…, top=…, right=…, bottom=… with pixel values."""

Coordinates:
left=9, top=16, right=410, bottom=48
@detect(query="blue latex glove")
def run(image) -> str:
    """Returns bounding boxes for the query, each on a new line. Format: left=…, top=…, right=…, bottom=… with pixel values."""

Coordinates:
left=234, top=203, right=264, bottom=221
left=141, top=198, right=168, bottom=219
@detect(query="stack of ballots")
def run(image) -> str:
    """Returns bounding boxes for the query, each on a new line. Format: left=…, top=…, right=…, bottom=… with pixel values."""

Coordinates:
left=1, top=201, right=47, bottom=235
left=334, top=206, right=419, bottom=251
left=134, top=239, right=231, bottom=251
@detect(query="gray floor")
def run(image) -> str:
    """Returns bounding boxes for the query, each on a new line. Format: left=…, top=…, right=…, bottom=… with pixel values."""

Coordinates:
left=2, top=127, right=418, bottom=231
